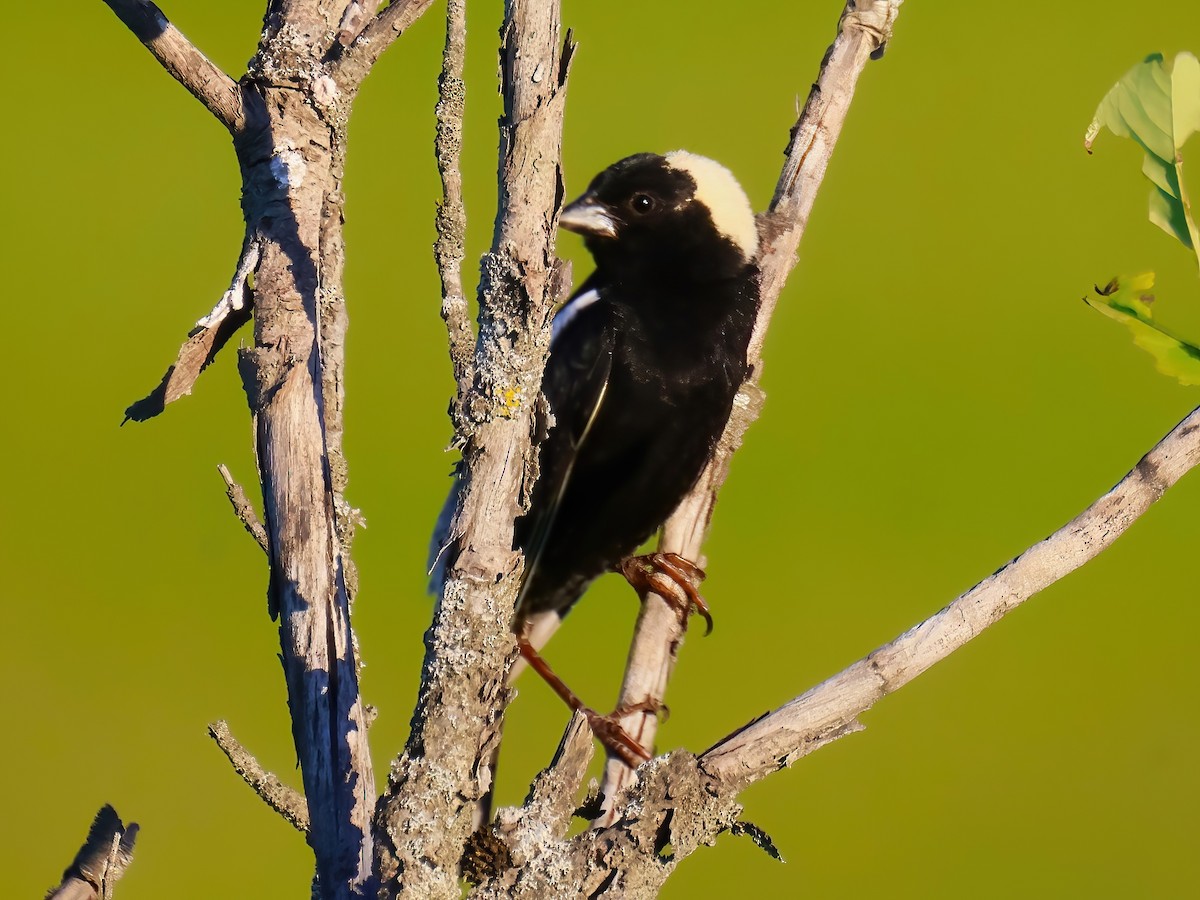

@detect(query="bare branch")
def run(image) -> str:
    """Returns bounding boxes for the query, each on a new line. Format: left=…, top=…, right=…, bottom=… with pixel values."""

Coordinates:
left=754, top=0, right=905, bottom=357
left=702, top=403, right=1200, bottom=785
left=330, top=0, right=438, bottom=90
left=209, top=720, right=310, bottom=833
left=123, top=235, right=260, bottom=423
left=373, top=1, right=576, bottom=892
left=47, top=805, right=138, bottom=900
left=598, top=0, right=904, bottom=820
left=100, top=0, right=244, bottom=132
left=434, top=0, right=475, bottom=430
left=481, top=401, right=1200, bottom=896
left=217, top=464, right=269, bottom=554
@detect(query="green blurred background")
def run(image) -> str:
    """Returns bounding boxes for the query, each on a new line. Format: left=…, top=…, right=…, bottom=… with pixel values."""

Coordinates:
left=4, top=3, right=1199, bottom=897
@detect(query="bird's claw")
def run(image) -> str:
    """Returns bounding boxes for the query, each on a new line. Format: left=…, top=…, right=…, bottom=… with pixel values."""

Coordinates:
left=618, top=551, right=712, bottom=635
left=582, top=707, right=653, bottom=768
left=613, top=695, right=670, bottom=724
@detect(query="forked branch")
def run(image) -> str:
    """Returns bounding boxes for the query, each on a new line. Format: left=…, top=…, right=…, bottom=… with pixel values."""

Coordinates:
left=486, top=334, right=1200, bottom=899
left=372, top=0, right=576, bottom=893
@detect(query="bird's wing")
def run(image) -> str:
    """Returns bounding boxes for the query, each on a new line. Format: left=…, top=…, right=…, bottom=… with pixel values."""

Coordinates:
left=428, top=280, right=615, bottom=602
left=516, top=279, right=617, bottom=608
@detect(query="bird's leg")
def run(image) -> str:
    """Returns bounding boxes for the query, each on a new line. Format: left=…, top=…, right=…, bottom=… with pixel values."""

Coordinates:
left=516, top=638, right=652, bottom=768
left=617, top=551, right=712, bottom=635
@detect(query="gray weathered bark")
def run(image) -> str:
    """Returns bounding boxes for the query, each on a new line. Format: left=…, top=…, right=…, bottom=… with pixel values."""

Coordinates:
left=98, top=1, right=1200, bottom=898
left=109, top=2, right=434, bottom=897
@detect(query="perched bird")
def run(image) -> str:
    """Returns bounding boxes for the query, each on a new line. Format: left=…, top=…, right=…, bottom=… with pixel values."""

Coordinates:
left=518, top=151, right=759, bottom=617
left=433, top=151, right=760, bottom=760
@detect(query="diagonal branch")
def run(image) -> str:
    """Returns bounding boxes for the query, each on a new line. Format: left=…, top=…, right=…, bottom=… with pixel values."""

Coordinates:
left=702, top=403, right=1200, bottom=785
left=217, top=464, right=270, bottom=555
left=100, top=0, right=244, bottom=132
left=598, top=0, right=906, bottom=820
left=209, top=720, right=310, bottom=833
left=123, top=234, right=261, bottom=423
left=330, top=0, right=438, bottom=90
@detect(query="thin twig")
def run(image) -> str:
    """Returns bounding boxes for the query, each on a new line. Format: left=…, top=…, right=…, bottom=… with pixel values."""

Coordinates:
left=702, top=403, right=1200, bottom=784
left=217, top=464, right=269, bottom=555
left=100, top=0, right=244, bottom=132
left=597, top=0, right=905, bottom=822
left=208, top=720, right=311, bottom=833
left=434, top=0, right=475, bottom=431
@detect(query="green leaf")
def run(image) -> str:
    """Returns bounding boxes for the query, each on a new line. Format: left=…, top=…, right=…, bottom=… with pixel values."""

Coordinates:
left=1085, top=272, right=1200, bottom=385
left=1085, top=52, right=1200, bottom=262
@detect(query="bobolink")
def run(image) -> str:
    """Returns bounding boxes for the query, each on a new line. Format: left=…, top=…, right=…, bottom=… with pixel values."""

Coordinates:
left=516, top=151, right=759, bottom=624
left=432, top=151, right=760, bottom=759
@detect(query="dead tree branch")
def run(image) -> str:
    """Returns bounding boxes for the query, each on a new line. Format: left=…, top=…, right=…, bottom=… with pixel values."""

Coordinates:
left=47, top=805, right=138, bottom=900
left=435, top=0, right=475, bottom=430
left=372, top=0, right=575, bottom=894
left=209, top=720, right=310, bottom=833
left=701, top=403, right=1200, bottom=784
left=124, top=235, right=260, bottom=423
left=599, top=0, right=906, bottom=819
left=114, top=1, right=437, bottom=896
left=217, top=464, right=270, bottom=555
left=482, top=385, right=1200, bottom=897
left=101, top=0, right=244, bottom=132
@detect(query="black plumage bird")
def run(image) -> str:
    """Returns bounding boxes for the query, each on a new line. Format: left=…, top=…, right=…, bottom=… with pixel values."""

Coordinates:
left=433, top=151, right=760, bottom=759
left=517, top=151, right=759, bottom=618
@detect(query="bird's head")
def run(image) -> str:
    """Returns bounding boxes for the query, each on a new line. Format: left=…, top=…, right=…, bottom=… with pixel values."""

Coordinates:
left=559, top=151, right=758, bottom=281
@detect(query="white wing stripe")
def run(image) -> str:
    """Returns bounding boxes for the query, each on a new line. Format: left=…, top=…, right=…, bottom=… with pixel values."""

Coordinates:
left=551, top=287, right=602, bottom=344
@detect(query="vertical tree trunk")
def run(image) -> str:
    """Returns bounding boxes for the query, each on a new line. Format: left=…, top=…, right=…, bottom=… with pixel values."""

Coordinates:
left=234, top=75, right=374, bottom=900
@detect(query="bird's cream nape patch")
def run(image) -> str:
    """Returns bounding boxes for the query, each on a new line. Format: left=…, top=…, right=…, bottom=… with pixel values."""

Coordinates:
left=665, top=150, right=758, bottom=261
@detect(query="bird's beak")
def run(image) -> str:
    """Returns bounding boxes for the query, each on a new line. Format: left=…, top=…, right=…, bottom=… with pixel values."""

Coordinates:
left=559, top=196, right=619, bottom=239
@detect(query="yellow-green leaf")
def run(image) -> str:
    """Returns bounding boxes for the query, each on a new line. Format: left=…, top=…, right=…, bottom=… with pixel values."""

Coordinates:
left=1085, top=272, right=1200, bottom=385
left=1085, top=52, right=1200, bottom=260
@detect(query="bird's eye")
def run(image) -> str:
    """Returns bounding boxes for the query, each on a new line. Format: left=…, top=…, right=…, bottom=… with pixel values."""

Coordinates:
left=629, top=193, right=657, bottom=215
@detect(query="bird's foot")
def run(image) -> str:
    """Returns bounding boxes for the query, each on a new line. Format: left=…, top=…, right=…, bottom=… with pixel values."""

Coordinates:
left=613, top=695, right=670, bottom=724
left=617, top=551, right=712, bottom=635
left=517, top=639, right=652, bottom=767
left=580, top=708, right=653, bottom=768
